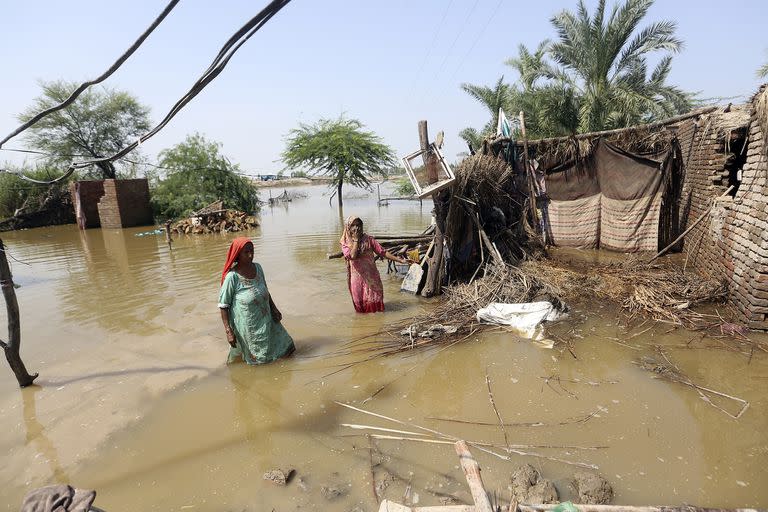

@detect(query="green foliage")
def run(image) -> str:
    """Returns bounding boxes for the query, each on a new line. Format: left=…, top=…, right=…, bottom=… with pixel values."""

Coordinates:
left=282, top=116, right=396, bottom=205
left=758, top=50, right=768, bottom=79
left=151, top=134, right=260, bottom=220
left=290, top=170, right=308, bottom=178
left=394, top=177, right=416, bottom=197
left=460, top=0, right=694, bottom=143
left=0, top=165, right=77, bottom=218
left=19, top=80, right=151, bottom=180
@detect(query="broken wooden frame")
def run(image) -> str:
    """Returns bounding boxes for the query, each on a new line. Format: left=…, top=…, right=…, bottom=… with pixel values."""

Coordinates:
left=402, top=143, right=456, bottom=199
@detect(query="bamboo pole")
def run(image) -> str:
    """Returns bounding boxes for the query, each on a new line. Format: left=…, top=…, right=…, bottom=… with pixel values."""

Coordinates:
left=454, top=441, right=494, bottom=512
left=0, top=239, right=38, bottom=387
left=648, top=185, right=734, bottom=263
left=327, top=237, right=432, bottom=259
left=492, top=107, right=719, bottom=147
left=520, top=111, right=540, bottom=233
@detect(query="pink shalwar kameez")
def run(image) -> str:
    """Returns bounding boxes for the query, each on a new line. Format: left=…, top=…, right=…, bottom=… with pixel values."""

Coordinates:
left=341, top=234, right=387, bottom=313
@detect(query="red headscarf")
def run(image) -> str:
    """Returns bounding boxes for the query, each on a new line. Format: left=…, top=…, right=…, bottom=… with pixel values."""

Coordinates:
left=221, top=237, right=253, bottom=284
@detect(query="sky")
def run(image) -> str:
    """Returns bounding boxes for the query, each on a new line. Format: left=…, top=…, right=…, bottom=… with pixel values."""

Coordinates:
left=1, top=0, right=766, bottom=177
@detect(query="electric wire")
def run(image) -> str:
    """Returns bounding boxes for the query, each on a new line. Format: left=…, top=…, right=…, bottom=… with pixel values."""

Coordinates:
left=414, top=0, right=481, bottom=110
left=3, top=0, right=292, bottom=186
left=0, top=0, right=180, bottom=149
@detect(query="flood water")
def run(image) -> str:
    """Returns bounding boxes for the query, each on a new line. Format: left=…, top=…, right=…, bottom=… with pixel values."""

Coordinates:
left=0, top=183, right=766, bottom=511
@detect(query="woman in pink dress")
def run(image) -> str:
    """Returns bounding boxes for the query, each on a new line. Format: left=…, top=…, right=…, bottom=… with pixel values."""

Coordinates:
left=340, top=216, right=412, bottom=313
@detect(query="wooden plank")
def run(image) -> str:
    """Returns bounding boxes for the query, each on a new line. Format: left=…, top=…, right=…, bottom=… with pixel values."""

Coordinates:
left=454, top=441, right=494, bottom=512
left=518, top=506, right=764, bottom=512
left=378, top=501, right=475, bottom=512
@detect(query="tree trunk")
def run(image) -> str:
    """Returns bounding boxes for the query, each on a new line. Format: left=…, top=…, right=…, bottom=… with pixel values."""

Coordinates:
left=337, top=181, right=344, bottom=207
left=0, top=239, right=38, bottom=387
left=97, top=161, right=116, bottom=180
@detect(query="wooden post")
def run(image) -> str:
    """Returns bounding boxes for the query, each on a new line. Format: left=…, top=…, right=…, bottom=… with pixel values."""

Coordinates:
left=519, top=111, right=540, bottom=233
left=164, top=220, right=173, bottom=250
left=649, top=185, right=734, bottom=263
left=419, top=120, right=447, bottom=297
left=454, top=440, right=494, bottom=512
left=0, top=239, right=38, bottom=387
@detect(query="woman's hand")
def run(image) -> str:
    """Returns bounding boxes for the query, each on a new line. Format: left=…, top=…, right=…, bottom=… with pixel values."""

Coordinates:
left=226, top=329, right=237, bottom=347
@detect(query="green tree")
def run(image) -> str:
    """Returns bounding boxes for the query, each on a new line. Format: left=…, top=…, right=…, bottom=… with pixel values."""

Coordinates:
left=758, top=49, right=768, bottom=79
left=460, top=76, right=512, bottom=142
left=544, top=0, right=691, bottom=131
left=151, top=134, right=259, bottom=219
left=460, top=0, right=693, bottom=141
left=19, top=80, right=151, bottom=179
left=0, top=165, right=77, bottom=219
left=282, top=117, right=396, bottom=206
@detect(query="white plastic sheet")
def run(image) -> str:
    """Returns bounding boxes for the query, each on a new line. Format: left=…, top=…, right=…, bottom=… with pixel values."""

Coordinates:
left=476, top=301, right=561, bottom=339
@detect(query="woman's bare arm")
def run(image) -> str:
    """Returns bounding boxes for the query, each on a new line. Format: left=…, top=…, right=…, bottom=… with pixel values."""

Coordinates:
left=268, top=295, right=282, bottom=323
left=220, top=308, right=236, bottom=347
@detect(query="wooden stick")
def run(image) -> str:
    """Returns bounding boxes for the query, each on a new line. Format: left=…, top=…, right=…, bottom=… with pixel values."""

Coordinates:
left=519, top=111, right=540, bottom=233
left=335, top=402, right=598, bottom=469
left=492, top=106, right=719, bottom=146
left=517, top=505, right=764, bottom=512
left=649, top=185, right=734, bottom=262
left=485, top=371, right=510, bottom=451
left=164, top=220, right=173, bottom=250
left=341, top=424, right=428, bottom=437
left=346, top=433, right=606, bottom=451
left=377, top=501, right=475, bottom=512
left=454, top=441, right=494, bottom=512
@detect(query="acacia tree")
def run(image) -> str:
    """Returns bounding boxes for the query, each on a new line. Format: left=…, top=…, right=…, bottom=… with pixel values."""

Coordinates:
left=151, top=134, right=259, bottom=219
left=282, top=117, right=396, bottom=207
left=19, top=80, right=151, bottom=179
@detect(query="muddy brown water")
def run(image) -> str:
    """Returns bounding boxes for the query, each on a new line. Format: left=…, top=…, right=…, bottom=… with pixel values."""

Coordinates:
left=1, top=184, right=767, bottom=511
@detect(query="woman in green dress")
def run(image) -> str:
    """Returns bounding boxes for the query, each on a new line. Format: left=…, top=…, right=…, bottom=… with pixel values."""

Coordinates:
left=218, top=237, right=295, bottom=365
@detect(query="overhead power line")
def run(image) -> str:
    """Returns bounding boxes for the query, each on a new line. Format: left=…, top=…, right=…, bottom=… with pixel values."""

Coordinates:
left=0, top=0, right=181, bottom=150
left=3, top=0, right=293, bottom=186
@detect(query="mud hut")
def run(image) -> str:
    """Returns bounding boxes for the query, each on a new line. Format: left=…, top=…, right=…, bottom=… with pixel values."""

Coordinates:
left=479, top=85, right=767, bottom=329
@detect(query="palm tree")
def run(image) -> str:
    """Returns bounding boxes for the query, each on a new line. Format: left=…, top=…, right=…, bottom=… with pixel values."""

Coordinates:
left=544, top=0, right=691, bottom=132
left=458, top=76, right=512, bottom=148
left=757, top=50, right=768, bottom=79
left=460, top=0, right=692, bottom=143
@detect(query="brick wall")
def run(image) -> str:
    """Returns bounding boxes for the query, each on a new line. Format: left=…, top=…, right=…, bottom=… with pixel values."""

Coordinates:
left=72, top=178, right=153, bottom=229
left=97, top=179, right=122, bottom=228
left=678, top=86, right=768, bottom=329
left=70, top=180, right=105, bottom=228
left=115, top=179, right=153, bottom=228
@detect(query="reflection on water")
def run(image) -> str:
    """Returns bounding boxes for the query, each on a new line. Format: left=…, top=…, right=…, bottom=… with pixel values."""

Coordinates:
left=0, top=183, right=767, bottom=511
left=22, top=386, right=69, bottom=484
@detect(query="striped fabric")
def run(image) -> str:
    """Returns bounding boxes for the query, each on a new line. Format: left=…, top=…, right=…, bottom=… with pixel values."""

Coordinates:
left=543, top=139, right=665, bottom=253
left=600, top=193, right=662, bottom=252
left=547, top=195, right=601, bottom=249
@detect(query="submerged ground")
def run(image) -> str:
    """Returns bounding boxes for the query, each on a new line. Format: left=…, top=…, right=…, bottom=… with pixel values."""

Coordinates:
left=0, top=183, right=766, bottom=511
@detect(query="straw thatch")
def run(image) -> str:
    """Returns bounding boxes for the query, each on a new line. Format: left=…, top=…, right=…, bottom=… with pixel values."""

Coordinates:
left=445, top=154, right=545, bottom=279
